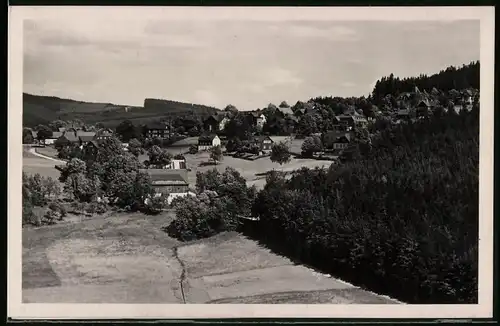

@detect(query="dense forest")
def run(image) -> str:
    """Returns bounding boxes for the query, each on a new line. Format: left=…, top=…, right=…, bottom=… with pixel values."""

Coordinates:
left=371, top=61, right=479, bottom=104
left=250, top=107, right=479, bottom=304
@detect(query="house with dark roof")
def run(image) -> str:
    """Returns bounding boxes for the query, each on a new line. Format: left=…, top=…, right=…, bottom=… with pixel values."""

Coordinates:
left=198, top=134, right=221, bottom=151
left=253, top=135, right=274, bottom=153
left=322, top=131, right=353, bottom=151
left=246, top=111, right=267, bottom=129
left=145, top=122, right=169, bottom=139
left=76, top=131, right=97, bottom=145
left=44, top=131, right=63, bottom=145
left=203, top=114, right=229, bottom=132
left=95, top=128, right=114, bottom=141
left=140, top=169, right=195, bottom=204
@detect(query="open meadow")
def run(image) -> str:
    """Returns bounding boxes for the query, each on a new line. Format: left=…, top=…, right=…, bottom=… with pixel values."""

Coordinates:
left=23, top=146, right=64, bottom=180
left=23, top=210, right=399, bottom=304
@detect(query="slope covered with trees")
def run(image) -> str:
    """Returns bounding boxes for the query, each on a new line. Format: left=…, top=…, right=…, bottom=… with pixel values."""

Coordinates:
left=371, top=61, right=479, bottom=103
left=251, top=107, right=479, bottom=304
left=23, top=93, right=220, bottom=128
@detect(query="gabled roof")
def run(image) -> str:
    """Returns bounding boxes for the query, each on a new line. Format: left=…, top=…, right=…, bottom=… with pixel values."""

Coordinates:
left=60, top=131, right=79, bottom=142
left=139, top=169, right=189, bottom=185
left=278, top=107, right=294, bottom=115
left=96, top=128, right=114, bottom=136
left=336, top=134, right=352, bottom=143
left=146, top=122, right=168, bottom=130
left=417, top=99, right=431, bottom=107
left=248, top=111, right=264, bottom=118
left=204, top=114, right=226, bottom=123
left=76, top=131, right=96, bottom=138
left=79, top=135, right=95, bottom=142
left=50, top=131, right=63, bottom=139
left=198, top=134, right=218, bottom=142
left=254, top=135, right=273, bottom=143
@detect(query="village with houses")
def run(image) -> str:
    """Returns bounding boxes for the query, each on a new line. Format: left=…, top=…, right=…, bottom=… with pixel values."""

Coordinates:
left=21, top=55, right=481, bottom=306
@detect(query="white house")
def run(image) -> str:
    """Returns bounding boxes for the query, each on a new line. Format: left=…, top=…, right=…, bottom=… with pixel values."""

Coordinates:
left=140, top=169, right=196, bottom=206
left=219, top=116, right=230, bottom=131
left=256, top=114, right=267, bottom=129
left=197, top=134, right=221, bottom=151
left=44, top=131, right=63, bottom=145
left=166, top=158, right=187, bottom=170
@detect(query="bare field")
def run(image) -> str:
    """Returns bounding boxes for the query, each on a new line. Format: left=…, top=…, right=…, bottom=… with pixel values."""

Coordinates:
left=22, top=213, right=400, bottom=304
left=177, top=232, right=294, bottom=278
left=23, top=211, right=184, bottom=303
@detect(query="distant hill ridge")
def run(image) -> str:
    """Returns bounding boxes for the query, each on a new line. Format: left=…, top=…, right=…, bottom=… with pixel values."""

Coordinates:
left=23, top=93, right=220, bottom=128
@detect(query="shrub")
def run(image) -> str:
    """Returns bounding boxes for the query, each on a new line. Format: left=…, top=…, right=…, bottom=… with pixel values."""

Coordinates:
left=188, top=144, right=198, bottom=154
left=43, top=209, right=58, bottom=225
left=22, top=200, right=38, bottom=226
left=143, top=195, right=167, bottom=215
left=167, top=168, right=256, bottom=241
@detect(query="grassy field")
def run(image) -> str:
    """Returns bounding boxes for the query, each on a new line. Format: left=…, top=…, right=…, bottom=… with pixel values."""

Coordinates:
left=35, top=146, right=59, bottom=160
left=23, top=212, right=400, bottom=304
left=183, top=152, right=332, bottom=189
left=23, top=147, right=63, bottom=180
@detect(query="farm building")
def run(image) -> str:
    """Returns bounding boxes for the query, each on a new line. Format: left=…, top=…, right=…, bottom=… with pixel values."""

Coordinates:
left=247, top=112, right=267, bottom=130
left=140, top=169, right=195, bottom=204
left=203, top=114, right=229, bottom=132
left=44, top=131, right=63, bottom=145
left=197, top=134, right=221, bottom=151
left=145, top=122, right=169, bottom=139
left=253, top=135, right=274, bottom=153
left=95, top=128, right=114, bottom=141
left=322, top=131, right=354, bottom=151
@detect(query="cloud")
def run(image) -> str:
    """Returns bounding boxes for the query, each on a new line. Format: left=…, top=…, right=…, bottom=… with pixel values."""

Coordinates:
left=341, top=81, right=356, bottom=88
left=193, top=89, right=221, bottom=107
left=286, top=24, right=358, bottom=41
left=23, top=18, right=479, bottom=109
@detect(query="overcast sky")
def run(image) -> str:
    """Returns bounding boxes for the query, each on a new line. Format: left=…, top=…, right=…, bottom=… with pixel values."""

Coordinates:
left=23, top=17, right=479, bottom=110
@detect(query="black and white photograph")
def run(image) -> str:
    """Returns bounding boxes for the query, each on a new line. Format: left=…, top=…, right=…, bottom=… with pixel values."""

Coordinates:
left=8, top=6, right=494, bottom=320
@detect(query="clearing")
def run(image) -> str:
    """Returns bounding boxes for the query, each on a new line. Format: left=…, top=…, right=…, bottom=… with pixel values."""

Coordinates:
left=23, top=211, right=400, bottom=304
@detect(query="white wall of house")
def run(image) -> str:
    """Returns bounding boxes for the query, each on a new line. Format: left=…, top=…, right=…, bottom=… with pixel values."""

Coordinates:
left=219, top=118, right=229, bottom=131
left=45, top=138, right=56, bottom=145
left=212, top=135, right=221, bottom=147
left=166, top=191, right=196, bottom=205
left=165, top=159, right=187, bottom=170
left=256, top=115, right=267, bottom=129
left=198, top=135, right=221, bottom=151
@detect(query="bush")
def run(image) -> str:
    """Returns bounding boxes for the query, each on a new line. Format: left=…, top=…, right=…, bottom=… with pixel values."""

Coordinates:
left=167, top=168, right=256, bottom=241
left=188, top=144, right=198, bottom=154
left=43, top=209, right=58, bottom=225
left=143, top=195, right=167, bottom=215
left=84, top=201, right=108, bottom=215
left=166, top=193, right=239, bottom=241
left=22, top=200, right=38, bottom=226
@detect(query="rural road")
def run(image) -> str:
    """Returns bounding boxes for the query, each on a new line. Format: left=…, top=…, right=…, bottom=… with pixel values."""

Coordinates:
left=27, top=147, right=66, bottom=164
